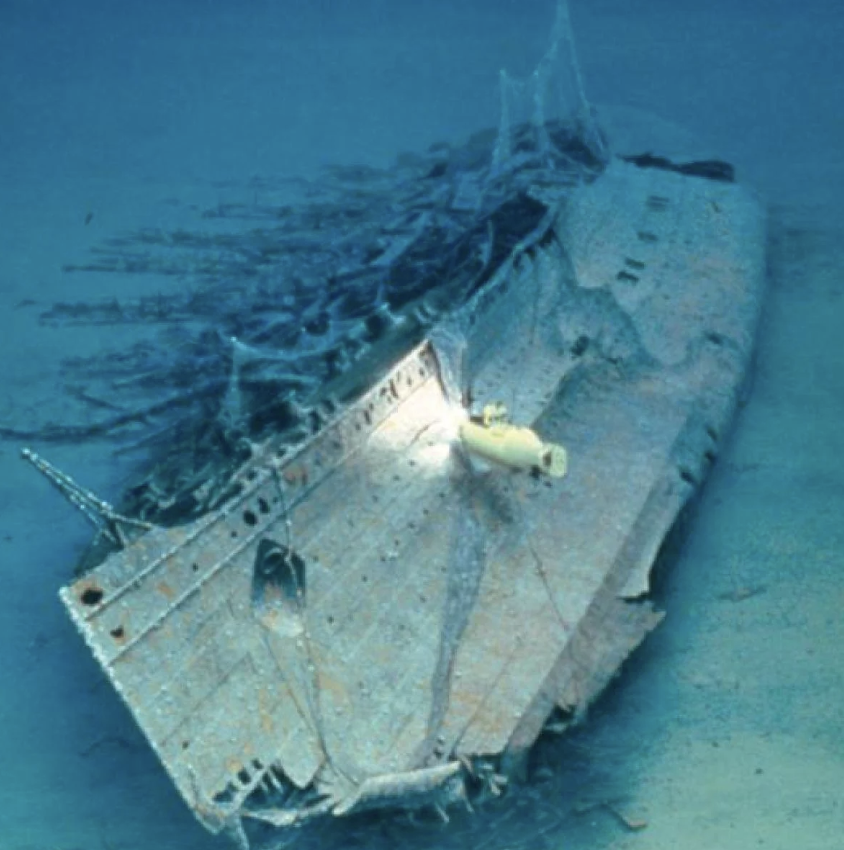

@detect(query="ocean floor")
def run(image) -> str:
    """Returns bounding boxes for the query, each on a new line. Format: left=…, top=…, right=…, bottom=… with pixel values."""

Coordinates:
left=0, top=1, right=841, bottom=849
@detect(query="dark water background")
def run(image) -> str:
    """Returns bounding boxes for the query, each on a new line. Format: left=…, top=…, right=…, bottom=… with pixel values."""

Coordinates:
left=1, top=1, right=842, bottom=848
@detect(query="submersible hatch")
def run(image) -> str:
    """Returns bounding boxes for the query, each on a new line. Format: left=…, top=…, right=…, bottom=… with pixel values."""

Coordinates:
left=21, top=2, right=766, bottom=847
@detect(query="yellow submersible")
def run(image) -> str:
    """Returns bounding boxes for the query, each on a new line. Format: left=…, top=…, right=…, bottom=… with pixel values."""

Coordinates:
left=458, top=402, right=567, bottom=478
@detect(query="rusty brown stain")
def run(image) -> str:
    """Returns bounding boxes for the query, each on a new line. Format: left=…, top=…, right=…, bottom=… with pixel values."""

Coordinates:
left=261, top=610, right=279, bottom=628
left=157, top=581, right=175, bottom=599
left=263, top=584, right=283, bottom=603
left=258, top=696, right=275, bottom=734
left=283, top=465, right=309, bottom=486
left=109, top=623, right=128, bottom=644
left=316, top=668, right=350, bottom=703
left=260, top=711, right=274, bottom=735
left=257, top=688, right=275, bottom=735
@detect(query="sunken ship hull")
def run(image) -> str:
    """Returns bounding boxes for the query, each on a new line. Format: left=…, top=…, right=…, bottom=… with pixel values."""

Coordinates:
left=19, top=3, right=766, bottom=847
left=50, top=155, right=765, bottom=846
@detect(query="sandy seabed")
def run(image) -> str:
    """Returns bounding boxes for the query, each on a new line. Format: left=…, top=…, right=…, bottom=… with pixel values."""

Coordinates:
left=0, top=2, right=841, bottom=848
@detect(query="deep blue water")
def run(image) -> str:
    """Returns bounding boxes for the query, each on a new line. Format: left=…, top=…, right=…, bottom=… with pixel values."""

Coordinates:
left=1, top=2, right=842, bottom=849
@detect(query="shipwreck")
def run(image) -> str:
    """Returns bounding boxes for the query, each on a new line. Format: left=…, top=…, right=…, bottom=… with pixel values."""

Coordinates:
left=19, top=2, right=766, bottom=847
